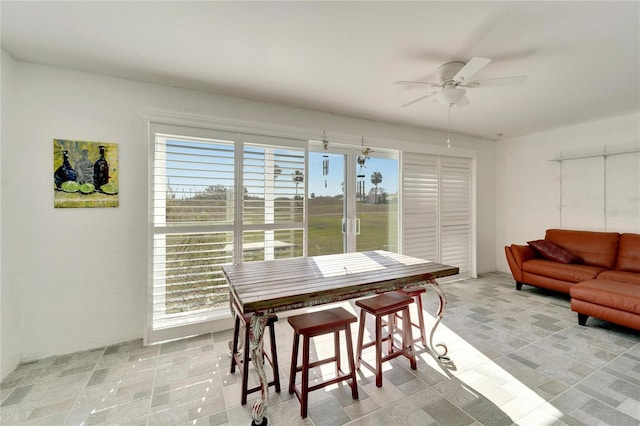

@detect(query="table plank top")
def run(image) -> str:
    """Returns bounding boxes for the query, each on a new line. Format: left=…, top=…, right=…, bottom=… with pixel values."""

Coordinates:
left=223, top=250, right=459, bottom=314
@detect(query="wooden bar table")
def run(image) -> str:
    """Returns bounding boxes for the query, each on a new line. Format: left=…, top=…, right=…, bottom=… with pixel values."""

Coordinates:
left=222, top=250, right=458, bottom=426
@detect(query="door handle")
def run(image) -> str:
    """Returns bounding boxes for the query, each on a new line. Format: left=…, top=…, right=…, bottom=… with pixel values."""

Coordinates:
left=354, top=218, right=361, bottom=235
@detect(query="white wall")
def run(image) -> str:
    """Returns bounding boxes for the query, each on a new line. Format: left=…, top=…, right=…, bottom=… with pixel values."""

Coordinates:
left=495, top=112, right=640, bottom=272
left=1, top=55, right=497, bottom=379
left=1, top=51, right=21, bottom=382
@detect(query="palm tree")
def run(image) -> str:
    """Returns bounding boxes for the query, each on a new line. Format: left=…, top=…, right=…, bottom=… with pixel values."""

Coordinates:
left=370, top=171, right=382, bottom=203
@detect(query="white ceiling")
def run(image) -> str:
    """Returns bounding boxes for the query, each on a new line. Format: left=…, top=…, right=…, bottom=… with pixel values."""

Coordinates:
left=2, top=1, right=639, bottom=140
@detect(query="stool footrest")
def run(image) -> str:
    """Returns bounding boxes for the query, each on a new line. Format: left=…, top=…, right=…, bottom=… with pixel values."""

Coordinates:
left=293, top=355, right=339, bottom=372
left=292, top=370, right=355, bottom=395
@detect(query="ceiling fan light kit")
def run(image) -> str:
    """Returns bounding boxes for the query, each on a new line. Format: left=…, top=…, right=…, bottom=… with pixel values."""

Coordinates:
left=436, top=86, right=467, bottom=105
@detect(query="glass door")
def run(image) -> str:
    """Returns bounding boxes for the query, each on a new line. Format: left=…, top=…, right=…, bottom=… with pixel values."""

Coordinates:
left=355, top=155, right=399, bottom=252
left=309, top=143, right=398, bottom=255
left=307, top=151, right=346, bottom=255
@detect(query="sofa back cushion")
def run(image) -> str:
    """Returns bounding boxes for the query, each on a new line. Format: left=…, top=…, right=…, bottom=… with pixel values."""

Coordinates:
left=616, top=233, right=640, bottom=272
left=545, top=229, right=619, bottom=269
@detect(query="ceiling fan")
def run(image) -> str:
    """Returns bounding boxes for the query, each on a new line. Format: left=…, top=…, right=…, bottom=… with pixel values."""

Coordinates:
left=395, top=57, right=527, bottom=108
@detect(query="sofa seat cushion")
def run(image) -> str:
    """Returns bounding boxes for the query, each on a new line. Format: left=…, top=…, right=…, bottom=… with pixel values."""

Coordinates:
left=597, top=270, right=640, bottom=285
left=570, top=279, right=640, bottom=315
left=522, top=259, right=605, bottom=283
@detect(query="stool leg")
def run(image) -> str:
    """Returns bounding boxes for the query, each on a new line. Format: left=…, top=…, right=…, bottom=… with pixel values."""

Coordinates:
left=356, top=310, right=366, bottom=369
left=241, top=321, right=251, bottom=405
left=230, top=315, right=241, bottom=374
left=268, top=322, right=281, bottom=393
left=301, top=335, right=311, bottom=418
left=375, top=314, right=383, bottom=387
left=334, top=331, right=341, bottom=373
left=289, top=331, right=300, bottom=394
left=415, top=294, right=427, bottom=346
left=344, top=325, right=359, bottom=400
left=402, top=307, right=417, bottom=370
left=387, top=313, right=394, bottom=355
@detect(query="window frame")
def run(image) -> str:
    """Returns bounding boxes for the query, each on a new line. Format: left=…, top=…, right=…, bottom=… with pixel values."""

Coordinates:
left=146, top=121, right=308, bottom=344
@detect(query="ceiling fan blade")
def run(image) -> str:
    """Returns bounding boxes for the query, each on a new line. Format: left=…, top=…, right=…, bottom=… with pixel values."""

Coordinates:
left=400, top=91, right=439, bottom=108
left=463, top=75, right=527, bottom=88
left=455, top=95, right=470, bottom=108
left=453, top=57, right=491, bottom=83
left=393, top=80, right=440, bottom=87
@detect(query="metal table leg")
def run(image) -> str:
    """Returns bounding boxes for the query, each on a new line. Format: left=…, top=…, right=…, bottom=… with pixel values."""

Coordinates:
left=424, top=278, right=449, bottom=360
left=248, top=312, right=269, bottom=426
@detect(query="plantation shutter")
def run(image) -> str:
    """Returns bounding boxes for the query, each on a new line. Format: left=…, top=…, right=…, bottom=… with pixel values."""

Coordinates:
left=152, top=133, right=236, bottom=334
left=149, top=122, right=307, bottom=344
left=242, top=143, right=306, bottom=262
left=401, top=152, right=473, bottom=280
left=402, top=153, right=439, bottom=261
left=440, top=156, right=473, bottom=277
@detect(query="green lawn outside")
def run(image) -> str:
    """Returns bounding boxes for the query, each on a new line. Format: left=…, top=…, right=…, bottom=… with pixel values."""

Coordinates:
left=162, top=195, right=397, bottom=314
left=308, top=196, right=398, bottom=255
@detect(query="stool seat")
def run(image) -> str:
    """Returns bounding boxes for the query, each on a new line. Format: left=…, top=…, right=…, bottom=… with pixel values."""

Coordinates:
left=288, top=308, right=356, bottom=336
left=356, top=291, right=417, bottom=387
left=355, top=290, right=413, bottom=315
left=288, top=307, right=358, bottom=418
left=399, top=286, right=426, bottom=298
left=230, top=309, right=281, bottom=405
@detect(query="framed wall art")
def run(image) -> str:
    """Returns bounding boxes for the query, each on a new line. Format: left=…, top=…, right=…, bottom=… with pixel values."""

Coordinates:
left=53, top=139, right=119, bottom=208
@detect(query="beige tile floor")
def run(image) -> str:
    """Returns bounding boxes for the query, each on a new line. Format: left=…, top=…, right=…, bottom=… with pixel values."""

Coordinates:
left=2, top=272, right=639, bottom=425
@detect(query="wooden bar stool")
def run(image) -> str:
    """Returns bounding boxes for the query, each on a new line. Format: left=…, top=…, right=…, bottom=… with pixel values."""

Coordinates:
left=394, top=287, right=427, bottom=346
left=355, top=291, right=417, bottom=387
left=288, top=307, right=359, bottom=418
left=230, top=309, right=281, bottom=405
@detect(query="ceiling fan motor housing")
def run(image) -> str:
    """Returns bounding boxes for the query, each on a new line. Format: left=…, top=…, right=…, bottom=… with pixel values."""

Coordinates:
left=436, top=61, right=466, bottom=85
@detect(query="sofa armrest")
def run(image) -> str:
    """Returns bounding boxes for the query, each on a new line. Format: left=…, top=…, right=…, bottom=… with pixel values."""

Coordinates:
left=510, top=244, right=537, bottom=266
left=505, top=244, right=537, bottom=283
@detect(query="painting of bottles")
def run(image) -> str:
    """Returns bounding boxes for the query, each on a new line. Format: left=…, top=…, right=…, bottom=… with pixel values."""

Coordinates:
left=53, top=139, right=119, bottom=208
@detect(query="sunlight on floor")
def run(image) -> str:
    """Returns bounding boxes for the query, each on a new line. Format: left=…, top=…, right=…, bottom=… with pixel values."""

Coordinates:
left=307, top=301, right=565, bottom=425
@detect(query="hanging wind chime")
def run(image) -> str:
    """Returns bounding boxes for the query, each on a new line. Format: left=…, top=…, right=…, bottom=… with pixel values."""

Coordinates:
left=322, top=131, right=329, bottom=188
left=357, top=137, right=373, bottom=200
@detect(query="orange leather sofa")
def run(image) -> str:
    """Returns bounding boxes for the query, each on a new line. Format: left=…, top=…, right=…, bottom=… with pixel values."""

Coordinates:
left=505, top=229, right=640, bottom=330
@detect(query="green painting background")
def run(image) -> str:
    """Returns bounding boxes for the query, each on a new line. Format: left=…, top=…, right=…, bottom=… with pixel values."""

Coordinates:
left=53, top=139, right=119, bottom=208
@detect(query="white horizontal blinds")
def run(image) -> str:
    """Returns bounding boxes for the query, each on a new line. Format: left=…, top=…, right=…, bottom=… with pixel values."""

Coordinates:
left=152, top=232, right=233, bottom=327
left=152, top=134, right=236, bottom=329
left=440, top=156, right=472, bottom=277
left=401, top=153, right=439, bottom=261
left=242, top=143, right=305, bottom=261
left=154, top=136, right=235, bottom=226
left=243, top=144, right=305, bottom=225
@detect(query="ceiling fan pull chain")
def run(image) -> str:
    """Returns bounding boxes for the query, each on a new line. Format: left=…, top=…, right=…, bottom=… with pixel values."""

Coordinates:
left=447, top=104, right=452, bottom=149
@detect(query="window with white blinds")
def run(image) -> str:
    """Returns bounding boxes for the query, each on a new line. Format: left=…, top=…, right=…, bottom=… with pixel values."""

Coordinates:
left=242, top=144, right=305, bottom=261
left=152, top=134, right=236, bottom=333
left=401, top=153, right=473, bottom=279
left=149, top=123, right=305, bottom=342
